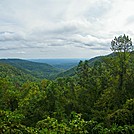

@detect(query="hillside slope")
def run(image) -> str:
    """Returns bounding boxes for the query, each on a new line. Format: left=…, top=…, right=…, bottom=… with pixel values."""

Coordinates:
left=0, top=63, right=37, bottom=83
left=57, top=52, right=134, bottom=78
left=0, top=59, right=61, bottom=79
left=56, top=53, right=119, bottom=78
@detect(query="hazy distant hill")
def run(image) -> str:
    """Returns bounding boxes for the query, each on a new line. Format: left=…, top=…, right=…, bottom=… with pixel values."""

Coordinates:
left=0, top=59, right=61, bottom=79
left=29, top=59, right=85, bottom=70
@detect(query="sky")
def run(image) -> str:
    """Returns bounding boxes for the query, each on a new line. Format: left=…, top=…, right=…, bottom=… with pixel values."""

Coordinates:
left=0, top=0, right=134, bottom=59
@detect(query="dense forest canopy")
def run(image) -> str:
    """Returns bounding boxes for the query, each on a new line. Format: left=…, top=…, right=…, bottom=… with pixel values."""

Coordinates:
left=0, top=35, right=134, bottom=133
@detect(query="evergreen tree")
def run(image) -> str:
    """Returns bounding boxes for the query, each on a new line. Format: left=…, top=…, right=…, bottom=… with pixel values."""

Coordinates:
left=111, top=34, right=133, bottom=90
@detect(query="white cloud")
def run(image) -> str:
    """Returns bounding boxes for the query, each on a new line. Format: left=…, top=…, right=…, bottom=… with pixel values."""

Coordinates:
left=0, top=0, right=134, bottom=58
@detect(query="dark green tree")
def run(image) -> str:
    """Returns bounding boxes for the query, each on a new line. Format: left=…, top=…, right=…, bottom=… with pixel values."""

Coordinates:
left=111, top=34, right=133, bottom=90
left=76, top=60, right=90, bottom=88
left=111, top=34, right=133, bottom=53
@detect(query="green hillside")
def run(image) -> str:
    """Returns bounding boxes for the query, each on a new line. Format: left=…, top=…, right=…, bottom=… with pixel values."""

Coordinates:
left=0, top=59, right=61, bottom=79
left=57, top=51, right=134, bottom=78
left=56, top=55, right=104, bottom=78
left=0, top=63, right=37, bottom=83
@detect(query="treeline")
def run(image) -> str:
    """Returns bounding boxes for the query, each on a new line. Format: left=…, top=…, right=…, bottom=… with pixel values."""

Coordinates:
left=0, top=35, right=134, bottom=133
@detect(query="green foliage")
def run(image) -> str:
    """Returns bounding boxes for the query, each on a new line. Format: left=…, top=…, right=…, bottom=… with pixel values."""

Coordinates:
left=68, top=112, right=89, bottom=134
left=0, top=78, right=19, bottom=111
left=36, top=116, right=69, bottom=133
left=36, top=112, right=98, bottom=134
left=107, top=109, right=132, bottom=126
left=0, top=110, right=26, bottom=134
left=18, top=82, right=47, bottom=126
left=56, top=66, right=77, bottom=78
left=111, top=34, right=133, bottom=52
left=123, top=98, right=134, bottom=111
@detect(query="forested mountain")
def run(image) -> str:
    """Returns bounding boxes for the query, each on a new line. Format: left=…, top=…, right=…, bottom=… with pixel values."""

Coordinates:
left=0, top=59, right=61, bottom=79
left=0, top=63, right=38, bottom=83
left=58, top=51, right=134, bottom=78
left=0, top=35, right=134, bottom=133
left=56, top=55, right=105, bottom=78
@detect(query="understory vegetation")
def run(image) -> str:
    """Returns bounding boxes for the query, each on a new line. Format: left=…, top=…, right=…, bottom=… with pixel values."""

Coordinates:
left=0, top=35, right=134, bottom=133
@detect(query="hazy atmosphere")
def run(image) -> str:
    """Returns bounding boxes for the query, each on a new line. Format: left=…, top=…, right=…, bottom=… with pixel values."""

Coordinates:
left=0, top=0, right=134, bottom=58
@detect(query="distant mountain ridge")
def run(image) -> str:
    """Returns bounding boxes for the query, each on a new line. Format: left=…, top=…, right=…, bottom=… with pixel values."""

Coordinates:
left=0, top=56, right=108, bottom=80
left=1, top=52, right=133, bottom=80
left=28, top=59, right=85, bottom=70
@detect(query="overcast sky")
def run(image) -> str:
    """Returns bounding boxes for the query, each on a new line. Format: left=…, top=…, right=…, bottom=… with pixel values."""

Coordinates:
left=0, top=0, right=134, bottom=59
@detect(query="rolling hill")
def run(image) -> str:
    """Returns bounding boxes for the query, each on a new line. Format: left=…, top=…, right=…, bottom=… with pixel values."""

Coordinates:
left=1, top=52, right=133, bottom=80
left=0, top=63, right=37, bottom=83
left=0, top=59, right=61, bottom=79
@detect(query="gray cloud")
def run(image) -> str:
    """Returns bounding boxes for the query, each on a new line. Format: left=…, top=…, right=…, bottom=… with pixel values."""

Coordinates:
left=90, top=47, right=109, bottom=51
left=0, top=31, right=25, bottom=41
